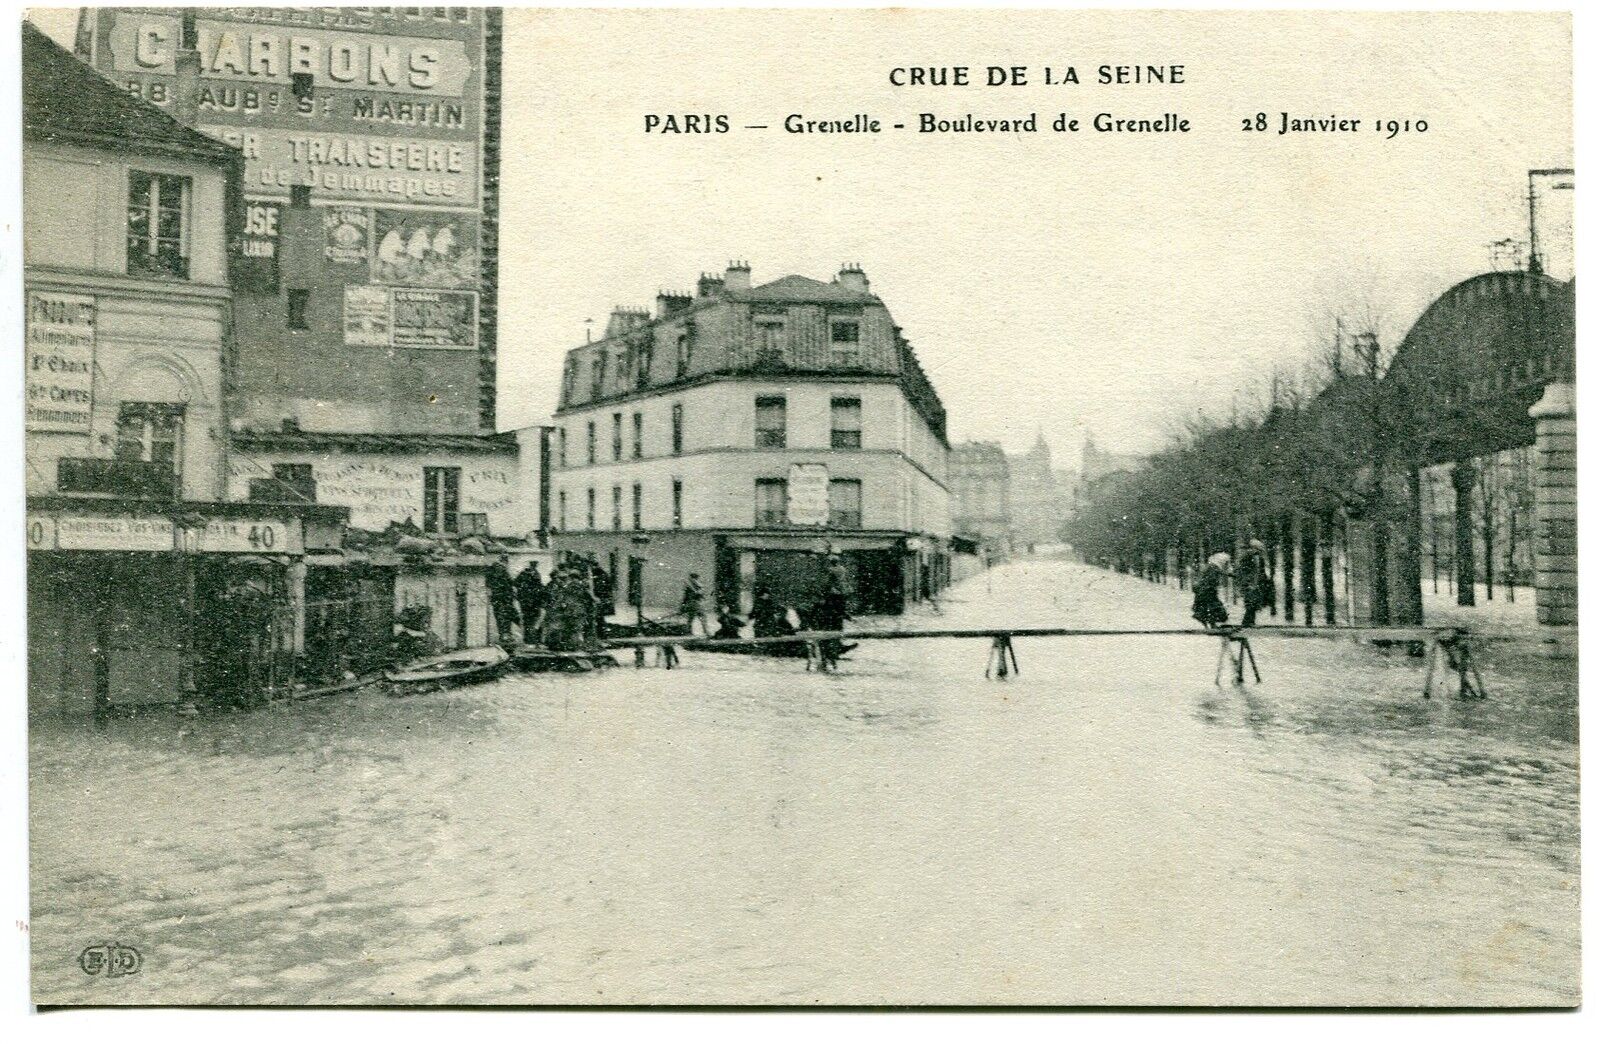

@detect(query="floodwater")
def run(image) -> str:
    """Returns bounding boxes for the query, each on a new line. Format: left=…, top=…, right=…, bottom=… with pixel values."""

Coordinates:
left=30, top=560, right=1579, bottom=1006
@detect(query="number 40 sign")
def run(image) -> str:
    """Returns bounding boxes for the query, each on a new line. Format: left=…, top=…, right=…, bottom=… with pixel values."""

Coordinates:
left=197, top=518, right=300, bottom=554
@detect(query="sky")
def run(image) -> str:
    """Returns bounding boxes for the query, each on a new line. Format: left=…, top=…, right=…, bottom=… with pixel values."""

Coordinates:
left=27, top=8, right=1573, bottom=467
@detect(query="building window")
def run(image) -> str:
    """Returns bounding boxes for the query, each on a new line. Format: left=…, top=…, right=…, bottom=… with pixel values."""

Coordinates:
left=612, top=485, right=623, bottom=531
left=635, top=342, right=653, bottom=390
left=755, top=396, right=787, bottom=448
left=286, top=288, right=311, bottom=330
left=831, top=320, right=860, bottom=345
left=126, top=171, right=190, bottom=279
left=270, top=462, right=315, bottom=502
left=591, top=353, right=608, bottom=399
left=755, top=318, right=785, bottom=363
left=558, top=489, right=567, bottom=531
left=586, top=487, right=596, bottom=529
left=631, top=482, right=642, bottom=530
left=831, top=397, right=863, bottom=449
left=611, top=412, right=623, bottom=461
left=755, top=478, right=788, bottom=528
left=672, top=479, right=683, bottom=529
left=558, top=427, right=568, bottom=468
left=632, top=412, right=643, bottom=459
left=671, top=403, right=684, bottom=456
left=114, top=402, right=184, bottom=469
left=586, top=421, right=596, bottom=464
left=423, top=466, right=461, bottom=534
left=676, top=331, right=690, bottom=377
left=829, top=479, right=863, bottom=529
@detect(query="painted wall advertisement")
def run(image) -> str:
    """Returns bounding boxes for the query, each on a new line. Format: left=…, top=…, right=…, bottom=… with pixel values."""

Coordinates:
left=787, top=463, right=832, bottom=526
left=237, top=199, right=282, bottom=292
left=96, top=9, right=485, bottom=209
left=372, top=209, right=479, bottom=287
left=25, top=291, right=96, bottom=434
left=392, top=288, right=478, bottom=349
left=228, top=459, right=515, bottom=533
left=323, top=206, right=370, bottom=264
left=344, top=285, right=391, bottom=346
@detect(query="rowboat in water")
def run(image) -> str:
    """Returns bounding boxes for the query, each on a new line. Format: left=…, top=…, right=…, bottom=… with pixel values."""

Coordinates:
left=385, top=645, right=511, bottom=694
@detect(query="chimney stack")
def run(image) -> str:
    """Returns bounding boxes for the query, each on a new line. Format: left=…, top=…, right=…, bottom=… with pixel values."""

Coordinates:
left=836, top=263, right=869, bottom=293
left=696, top=272, right=725, bottom=299
left=172, top=40, right=202, bottom=126
left=723, top=261, right=751, bottom=293
left=655, top=291, right=692, bottom=318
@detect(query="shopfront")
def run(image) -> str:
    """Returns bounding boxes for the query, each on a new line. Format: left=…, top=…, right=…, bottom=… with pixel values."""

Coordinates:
left=25, top=500, right=344, bottom=719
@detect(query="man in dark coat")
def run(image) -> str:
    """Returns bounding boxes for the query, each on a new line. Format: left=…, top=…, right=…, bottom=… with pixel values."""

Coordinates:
left=1238, top=539, right=1274, bottom=627
left=485, top=554, right=520, bottom=645
left=514, top=561, right=546, bottom=643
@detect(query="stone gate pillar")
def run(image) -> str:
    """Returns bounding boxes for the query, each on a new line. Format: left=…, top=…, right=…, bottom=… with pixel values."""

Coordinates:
left=1530, top=383, right=1576, bottom=656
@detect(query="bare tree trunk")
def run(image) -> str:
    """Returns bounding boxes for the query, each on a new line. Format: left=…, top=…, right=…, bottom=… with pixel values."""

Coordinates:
left=1301, top=514, right=1317, bottom=625
left=1320, top=511, right=1337, bottom=625
left=1395, top=465, right=1425, bottom=625
left=1452, top=462, right=1476, bottom=607
left=1280, top=515, right=1295, bottom=621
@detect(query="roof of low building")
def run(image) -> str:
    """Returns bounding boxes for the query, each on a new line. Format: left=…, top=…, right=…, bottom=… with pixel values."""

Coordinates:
left=21, top=21, right=240, bottom=163
left=231, top=429, right=518, bottom=456
left=732, top=275, right=879, bottom=305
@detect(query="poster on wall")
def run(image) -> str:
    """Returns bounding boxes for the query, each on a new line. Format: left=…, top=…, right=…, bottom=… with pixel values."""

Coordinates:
left=787, top=463, right=831, bottom=526
left=343, top=286, right=391, bottom=347
left=392, top=288, right=478, bottom=349
left=323, top=207, right=371, bottom=265
left=25, top=291, right=96, bottom=433
left=237, top=200, right=281, bottom=293
left=372, top=209, right=480, bottom=288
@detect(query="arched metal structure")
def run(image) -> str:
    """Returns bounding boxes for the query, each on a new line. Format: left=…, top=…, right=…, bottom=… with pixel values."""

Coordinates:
left=1383, top=271, right=1575, bottom=466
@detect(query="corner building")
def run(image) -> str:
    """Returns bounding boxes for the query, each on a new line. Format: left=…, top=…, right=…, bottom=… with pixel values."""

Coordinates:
left=551, top=265, right=952, bottom=617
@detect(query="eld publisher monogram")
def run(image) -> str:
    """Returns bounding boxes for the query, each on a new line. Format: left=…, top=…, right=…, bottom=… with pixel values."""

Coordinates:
left=78, top=943, right=142, bottom=978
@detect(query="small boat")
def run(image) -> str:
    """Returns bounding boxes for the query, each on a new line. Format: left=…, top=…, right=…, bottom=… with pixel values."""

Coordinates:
left=385, top=645, right=510, bottom=693
left=511, top=646, right=620, bottom=673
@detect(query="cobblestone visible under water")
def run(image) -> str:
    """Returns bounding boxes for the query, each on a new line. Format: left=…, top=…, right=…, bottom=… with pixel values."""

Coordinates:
left=30, top=560, right=1579, bottom=1006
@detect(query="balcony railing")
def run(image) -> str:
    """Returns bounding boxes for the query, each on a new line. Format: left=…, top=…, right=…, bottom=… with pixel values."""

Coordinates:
left=57, top=457, right=177, bottom=500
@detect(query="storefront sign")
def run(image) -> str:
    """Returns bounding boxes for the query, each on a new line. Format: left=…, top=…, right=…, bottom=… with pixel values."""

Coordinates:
left=196, top=518, right=301, bottom=554
left=199, top=125, right=478, bottom=207
left=323, top=206, right=371, bottom=263
left=56, top=516, right=176, bottom=552
left=787, top=464, right=831, bottom=526
left=343, top=285, right=391, bottom=346
left=392, top=288, right=477, bottom=349
left=25, top=291, right=96, bottom=433
left=372, top=209, right=479, bottom=287
left=26, top=513, right=58, bottom=550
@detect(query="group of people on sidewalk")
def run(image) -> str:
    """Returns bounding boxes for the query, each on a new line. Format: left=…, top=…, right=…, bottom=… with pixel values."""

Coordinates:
left=1191, top=539, right=1275, bottom=630
left=482, top=553, right=616, bottom=652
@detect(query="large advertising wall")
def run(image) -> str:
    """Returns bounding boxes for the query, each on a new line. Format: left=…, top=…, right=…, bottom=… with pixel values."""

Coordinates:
left=85, top=7, right=495, bottom=426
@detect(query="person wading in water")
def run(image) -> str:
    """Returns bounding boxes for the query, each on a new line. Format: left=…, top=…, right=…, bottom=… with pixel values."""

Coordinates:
left=1192, top=552, right=1232, bottom=630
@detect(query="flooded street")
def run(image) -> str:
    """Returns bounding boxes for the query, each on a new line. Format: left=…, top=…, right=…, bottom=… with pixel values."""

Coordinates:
left=30, top=560, right=1578, bottom=1006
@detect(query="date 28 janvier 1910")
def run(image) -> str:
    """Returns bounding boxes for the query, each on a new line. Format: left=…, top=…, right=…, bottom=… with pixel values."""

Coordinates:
left=1245, top=112, right=1429, bottom=137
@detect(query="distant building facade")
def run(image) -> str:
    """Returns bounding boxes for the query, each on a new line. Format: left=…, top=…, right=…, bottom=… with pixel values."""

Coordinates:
left=1008, top=432, right=1065, bottom=551
left=949, top=441, right=1011, bottom=556
left=549, top=264, right=952, bottom=616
